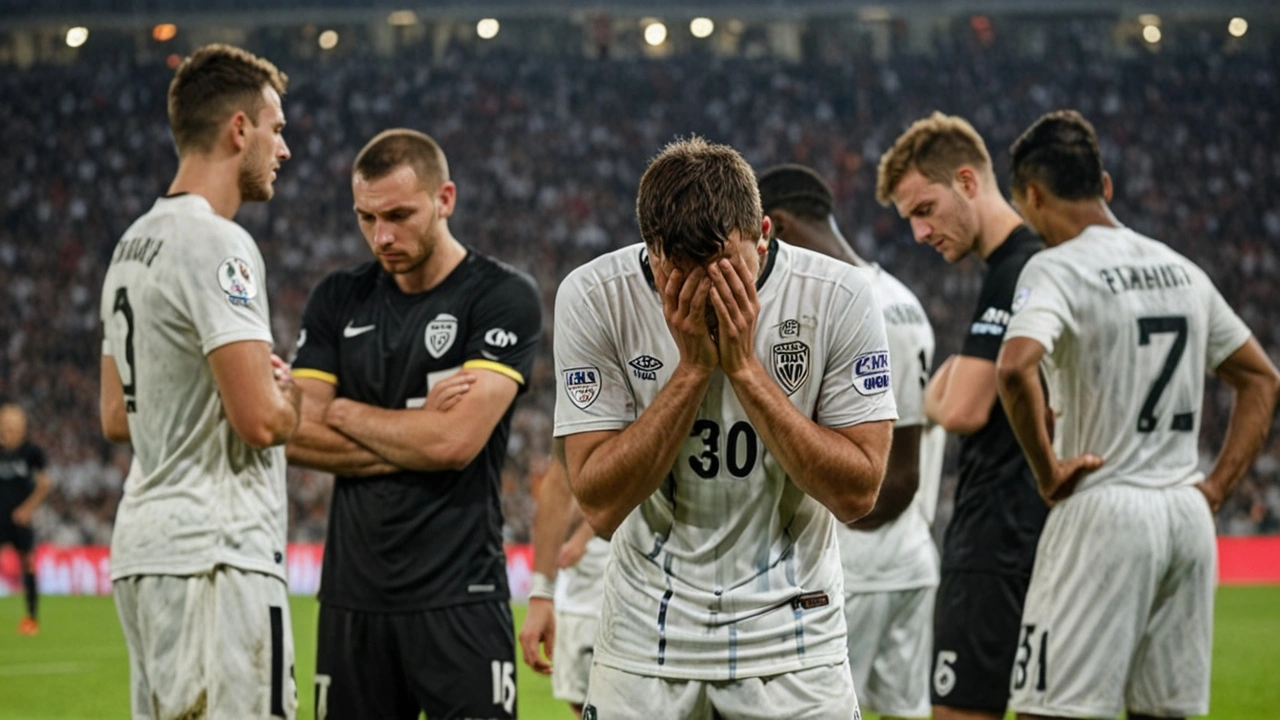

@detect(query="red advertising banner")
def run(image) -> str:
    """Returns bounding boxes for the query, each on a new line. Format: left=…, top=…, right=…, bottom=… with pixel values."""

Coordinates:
left=1, top=538, right=1275, bottom=598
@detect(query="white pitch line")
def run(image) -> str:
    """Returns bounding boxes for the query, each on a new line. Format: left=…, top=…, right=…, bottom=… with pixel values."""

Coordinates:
left=0, top=661, right=91, bottom=676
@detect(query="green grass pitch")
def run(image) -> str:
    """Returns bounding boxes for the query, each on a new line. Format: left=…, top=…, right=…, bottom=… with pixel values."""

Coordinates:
left=1, top=587, right=1277, bottom=719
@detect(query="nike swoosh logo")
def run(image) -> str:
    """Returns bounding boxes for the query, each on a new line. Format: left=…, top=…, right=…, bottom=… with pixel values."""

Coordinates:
left=343, top=322, right=376, bottom=338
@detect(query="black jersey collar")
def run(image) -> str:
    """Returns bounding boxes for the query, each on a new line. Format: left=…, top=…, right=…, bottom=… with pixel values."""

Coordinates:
left=639, top=239, right=780, bottom=294
left=985, top=224, right=1040, bottom=267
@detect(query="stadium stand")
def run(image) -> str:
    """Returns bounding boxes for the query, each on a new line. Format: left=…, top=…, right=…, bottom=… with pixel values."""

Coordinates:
left=0, top=16, right=1276, bottom=549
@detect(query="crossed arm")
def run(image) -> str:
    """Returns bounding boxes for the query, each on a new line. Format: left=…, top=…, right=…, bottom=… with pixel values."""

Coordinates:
left=285, top=369, right=518, bottom=475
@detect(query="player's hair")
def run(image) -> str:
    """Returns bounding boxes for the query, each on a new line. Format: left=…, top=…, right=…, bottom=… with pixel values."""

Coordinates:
left=636, top=137, right=762, bottom=264
left=757, top=164, right=833, bottom=221
left=167, top=44, right=287, bottom=155
left=353, top=129, right=451, bottom=190
left=875, top=111, right=992, bottom=206
left=1009, top=110, right=1106, bottom=201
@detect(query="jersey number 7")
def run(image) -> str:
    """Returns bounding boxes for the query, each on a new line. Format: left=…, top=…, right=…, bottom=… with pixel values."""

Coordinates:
left=1136, top=315, right=1192, bottom=433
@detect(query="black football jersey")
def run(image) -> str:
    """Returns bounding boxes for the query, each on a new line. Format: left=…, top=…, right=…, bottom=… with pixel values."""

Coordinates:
left=293, top=250, right=542, bottom=611
left=0, top=442, right=45, bottom=512
left=945, top=226, right=1049, bottom=576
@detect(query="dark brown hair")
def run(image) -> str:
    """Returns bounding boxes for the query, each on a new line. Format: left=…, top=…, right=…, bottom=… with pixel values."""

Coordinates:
left=636, top=137, right=762, bottom=264
left=167, top=44, right=287, bottom=155
left=352, top=128, right=450, bottom=189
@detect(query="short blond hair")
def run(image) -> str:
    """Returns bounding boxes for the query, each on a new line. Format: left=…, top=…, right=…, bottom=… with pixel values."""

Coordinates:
left=875, top=112, right=992, bottom=206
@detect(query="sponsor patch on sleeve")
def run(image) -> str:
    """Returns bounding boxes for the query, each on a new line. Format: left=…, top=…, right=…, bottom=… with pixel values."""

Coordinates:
left=563, top=366, right=602, bottom=410
left=217, top=257, right=258, bottom=306
left=1011, top=286, right=1032, bottom=313
left=852, top=350, right=891, bottom=396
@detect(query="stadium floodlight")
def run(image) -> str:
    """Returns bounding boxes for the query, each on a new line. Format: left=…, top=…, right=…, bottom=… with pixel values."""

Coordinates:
left=65, top=26, right=89, bottom=48
left=1228, top=17, right=1248, bottom=38
left=387, top=10, right=418, bottom=27
left=152, top=23, right=177, bottom=42
left=690, top=17, right=714, bottom=39
left=477, top=18, right=500, bottom=40
left=318, top=30, right=338, bottom=50
left=644, top=21, right=667, bottom=47
left=1142, top=24, right=1162, bottom=44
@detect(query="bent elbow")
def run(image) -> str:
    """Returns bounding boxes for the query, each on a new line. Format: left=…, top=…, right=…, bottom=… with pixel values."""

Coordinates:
left=832, top=493, right=878, bottom=525
left=576, top=500, right=619, bottom=541
left=436, top=441, right=485, bottom=472
left=938, top=408, right=987, bottom=436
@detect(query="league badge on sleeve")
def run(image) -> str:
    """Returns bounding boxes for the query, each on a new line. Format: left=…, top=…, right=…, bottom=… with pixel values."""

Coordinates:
left=217, top=257, right=258, bottom=307
left=1012, top=286, right=1032, bottom=314
left=853, top=350, right=891, bottom=395
left=772, top=341, right=810, bottom=395
left=425, top=313, right=459, bottom=359
left=563, top=367, right=601, bottom=409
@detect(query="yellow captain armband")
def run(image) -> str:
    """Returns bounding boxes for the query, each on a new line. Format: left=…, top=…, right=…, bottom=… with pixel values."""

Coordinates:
left=463, top=359, right=524, bottom=385
left=292, top=368, right=338, bottom=385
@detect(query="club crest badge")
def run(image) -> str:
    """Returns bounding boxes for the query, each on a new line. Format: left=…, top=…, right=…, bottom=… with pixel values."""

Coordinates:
left=779, top=318, right=801, bottom=338
left=772, top=341, right=810, bottom=395
left=563, top=366, right=602, bottom=409
left=217, top=257, right=257, bottom=307
left=425, top=313, right=458, bottom=359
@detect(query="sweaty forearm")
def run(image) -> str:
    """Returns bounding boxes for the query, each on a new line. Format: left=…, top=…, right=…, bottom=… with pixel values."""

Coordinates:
left=531, top=466, right=576, bottom=579
left=730, top=362, right=884, bottom=522
left=1205, top=379, right=1279, bottom=499
left=574, top=365, right=710, bottom=536
left=329, top=402, right=466, bottom=472
left=997, top=364, right=1055, bottom=497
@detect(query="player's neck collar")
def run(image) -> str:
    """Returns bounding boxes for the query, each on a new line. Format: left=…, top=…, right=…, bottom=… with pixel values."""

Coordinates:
left=639, top=239, right=780, bottom=294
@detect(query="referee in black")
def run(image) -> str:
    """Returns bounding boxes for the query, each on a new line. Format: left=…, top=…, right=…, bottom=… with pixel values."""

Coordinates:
left=876, top=113, right=1049, bottom=719
left=1, top=403, right=52, bottom=636
left=287, top=129, right=542, bottom=720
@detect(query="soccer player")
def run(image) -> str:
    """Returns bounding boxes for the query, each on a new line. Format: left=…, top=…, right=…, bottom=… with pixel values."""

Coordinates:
left=759, top=164, right=943, bottom=720
left=554, top=137, right=896, bottom=719
left=876, top=112, right=1049, bottom=720
left=286, top=128, right=542, bottom=720
left=997, top=110, right=1280, bottom=720
left=98, top=44, right=300, bottom=719
left=518, top=450, right=609, bottom=719
left=0, top=404, right=52, bottom=636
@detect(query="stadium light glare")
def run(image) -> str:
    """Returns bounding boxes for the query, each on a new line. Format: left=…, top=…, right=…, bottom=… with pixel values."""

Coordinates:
left=644, top=21, right=667, bottom=47
left=318, top=30, right=339, bottom=50
left=1228, top=17, right=1248, bottom=38
left=477, top=18, right=500, bottom=40
left=65, top=26, right=89, bottom=48
left=1142, top=24, right=1162, bottom=44
left=1138, top=14, right=1161, bottom=27
left=690, top=17, right=714, bottom=39
left=387, top=10, right=418, bottom=27
left=152, top=23, right=177, bottom=42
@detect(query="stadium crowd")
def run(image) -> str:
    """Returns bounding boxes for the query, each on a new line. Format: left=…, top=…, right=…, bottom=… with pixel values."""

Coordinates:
left=1, top=25, right=1277, bottom=545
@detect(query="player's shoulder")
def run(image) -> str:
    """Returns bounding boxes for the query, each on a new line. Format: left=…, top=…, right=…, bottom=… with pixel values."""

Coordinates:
left=465, top=249, right=540, bottom=296
left=863, top=263, right=922, bottom=306
left=315, top=260, right=381, bottom=296
left=778, top=241, right=872, bottom=298
left=560, top=243, right=648, bottom=297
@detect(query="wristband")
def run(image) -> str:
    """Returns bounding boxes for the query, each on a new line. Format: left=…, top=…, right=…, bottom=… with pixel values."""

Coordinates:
left=529, top=572, right=555, bottom=601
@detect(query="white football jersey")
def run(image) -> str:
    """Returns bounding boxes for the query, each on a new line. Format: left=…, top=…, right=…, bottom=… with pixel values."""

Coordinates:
left=100, top=195, right=287, bottom=582
left=838, top=266, right=942, bottom=593
left=1005, top=225, right=1252, bottom=494
left=554, top=241, right=898, bottom=680
left=554, top=536, right=610, bottom=618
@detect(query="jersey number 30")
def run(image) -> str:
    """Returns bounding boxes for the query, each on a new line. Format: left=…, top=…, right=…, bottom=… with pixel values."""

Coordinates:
left=1136, top=315, right=1192, bottom=433
left=688, top=419, right=760, bottom=479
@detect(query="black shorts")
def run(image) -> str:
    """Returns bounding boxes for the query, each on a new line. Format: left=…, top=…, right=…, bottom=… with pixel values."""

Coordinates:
left=931, top=570, right=1032, bottom=713
left=315, top=600, right=516, bottom=720
left=0, top=520, right=34, bottom=554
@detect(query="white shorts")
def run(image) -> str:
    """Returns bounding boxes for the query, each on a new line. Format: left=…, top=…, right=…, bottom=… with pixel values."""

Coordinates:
left=844, top=586, right=933, bottom=718
left=114, top=566, right=297, bottom=720
left=1009, top=484, right=1215, bottom=719
left=582, top=659, right=860, bottom=720
left=552, top=612, right=598, bottom=705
